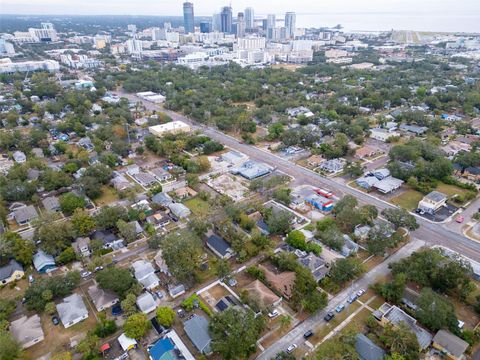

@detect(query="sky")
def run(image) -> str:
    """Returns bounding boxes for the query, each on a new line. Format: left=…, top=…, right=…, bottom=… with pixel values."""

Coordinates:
left=2, top=0, right=479, bottom=17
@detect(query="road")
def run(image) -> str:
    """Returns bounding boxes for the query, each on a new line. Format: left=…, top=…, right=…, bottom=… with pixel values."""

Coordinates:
left=257, top=238, right=426, bottom=359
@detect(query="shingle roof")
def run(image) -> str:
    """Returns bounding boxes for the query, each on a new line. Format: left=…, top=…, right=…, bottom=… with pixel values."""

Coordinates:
left=56, top=294, right=88, bottom=326
left=10, top=315, right=44, bottom=348
left=0, top=259, right=23, bottom=282
left=244, top=279, right=281, bottom=308
left=433, top=330, right=469, bottom=358
left=87, top=284, right=119, bottom=311
left=355, top=333, right=385, bottom=360
left=206, top=234, right=232, bottom=257
left=42, top=196, right=60, bottom=212
left=183, top=315, right=212, bottom=353
left=14, top=205, right=38, bottom=223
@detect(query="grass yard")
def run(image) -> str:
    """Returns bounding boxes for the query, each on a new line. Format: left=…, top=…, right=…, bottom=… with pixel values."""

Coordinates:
left=94, top=185, right=120, bottom=207
left=390, top=189, right=424, bottom=210
left=184, top=197, right=211, bottom=217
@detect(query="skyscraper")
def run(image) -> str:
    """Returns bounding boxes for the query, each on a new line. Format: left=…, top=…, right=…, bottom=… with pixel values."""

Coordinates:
left=237, top=12, right=246, bottom=38
left=212, top=13, right=222, bottom=32
left=220, top=6, right=233, bottom=34
left=285, top=12, right=296, bottom=39
left=266, top=14, right=276, bottom=39
left=200, top=21, right=211, bottom=33
left=245, top=7, right=255, bottom=29
left=183, top=2, right=195, bottom=34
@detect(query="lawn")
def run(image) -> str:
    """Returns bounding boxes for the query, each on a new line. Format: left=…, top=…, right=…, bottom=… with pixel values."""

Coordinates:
left=390, top=189, right=424, bottom=210
left=437, top=183, right=475, bottom=205
left=94, top=185, right=120, bottom=207
left=184, top=197, right=211, bottom=217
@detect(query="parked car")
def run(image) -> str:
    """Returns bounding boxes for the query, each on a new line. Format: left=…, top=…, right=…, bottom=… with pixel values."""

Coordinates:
left=81, top=271, right=92, bottom=278
left=268, top=309, right=279, bottom=318
left=335, top=304, right=345, bottom=313
left=28, top=275, right=34, bottom=283
left=356, top=289, right=365, bottom=297
left=303, top=330, right=314, bottom=339
left=111, top=304, right=122, bottom=316
left=347, top=294, right=357, bottom=304
left=286, top=344, right=297, bottom=354
left=324, top=312, right=335, bottom=322
left=94, top=266, right=104, bottom=272
left=456, top=216, right=464, bottom=223
left=51, top=316, right=60, bottom=325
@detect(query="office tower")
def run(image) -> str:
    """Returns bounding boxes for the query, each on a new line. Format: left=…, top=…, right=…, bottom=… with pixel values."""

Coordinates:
left=266, top=14, right=276, bottom=39
left=127, top=38, right=142, bottom=55
left=152, top=27, right=166, bottom=41
left=245, top=7, right=255, bottom=29
left=183, top=2, right=195, bottom=34
left=237, top=12, right=246, bottom=38
left=200, top=21, right=212, bottom=33
left=29, top=26, right=58, bottom=42
left=220, top=6, right=233, bottom=34
left=212, top=13, right=222, bottom=32
left=285, top=12, right=296, bottom=39
left=164, top=22, right=172, bottom=31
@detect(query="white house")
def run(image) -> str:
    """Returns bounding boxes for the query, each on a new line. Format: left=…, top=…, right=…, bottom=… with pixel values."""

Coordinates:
left=56, top=294, right=89, bottom=328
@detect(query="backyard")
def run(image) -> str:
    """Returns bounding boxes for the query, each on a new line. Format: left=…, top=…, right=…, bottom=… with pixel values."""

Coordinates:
left=184, top=197, right=211, bottom=217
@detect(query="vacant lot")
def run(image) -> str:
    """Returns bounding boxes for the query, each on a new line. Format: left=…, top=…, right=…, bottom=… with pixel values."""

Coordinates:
left=94, top=185, right=120, bottom=207
left=390, top=188, right=424, bottom=210
left=184, top=197, right=211, bottom=217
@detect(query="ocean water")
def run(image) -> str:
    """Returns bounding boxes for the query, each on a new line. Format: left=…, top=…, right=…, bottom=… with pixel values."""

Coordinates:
left=279, top=12, right=480, bottom=33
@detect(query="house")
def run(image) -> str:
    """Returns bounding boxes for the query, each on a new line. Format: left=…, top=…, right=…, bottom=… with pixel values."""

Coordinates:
left=152, top=192, right=173, bottom=207
left=154, top=250, right=170, bottom=275
left=33, top=250, right=56, bottom=273
left=370, top=128, right=400, bottom=142
left=206, top=234, right=234, bottom=259
left=118, top=333, right=137, bottom=352
left=168, top=203, right=191, bottom=219
left=259, top=264, right=295, bottom=300
left=126, top=164, right=140, bottom=176
left=148, top=331, right=195, bottom=360
left=132, top=260, right=160, bottom=290
left=297, top=253, right=329, bottom=281
left=13, top=205, right=38, bottom=225
left=150, top=167, right=173, bottom=182
left=146, top=212, right=170, bottom=229
left=319, top=158, right=345, bottom=174
left=169, top=284, right=186, bottom=299
left=92, top=230, right=124, bottom=250
left=355, top=145, right=380, bottom=160
left=418, top=191, right=448, bottom=214
left=111, top=173, right=133, bottom=191
left=286, top=106, right=314, bottom=118
left=136, top=292, right=157, bottom=314
left=372, top=168, right=390, bottom=180
left=42, top=196, right=60, bottom=212
left=174, top=187, right=197, bottom=199
left=432, top=330, right=469, bottom=360
left=183, top=315, right=212, bottom=354
left=356, top=176, right=380, bottom=190
left=354, top=225, right=371, bottom=241
left=31, top=148, right=44, bottom=158
left=355, top=333, right=385, bottom=360
left=399, top=124, right=428, bottom=136
left=0, top=157, right=14, bottom=175
left=221, top=150, right=248, bottom=165
left=341, top=235, right=359, bottom=257
left=307, top=154, right=326, bottom=167
left=12, top=150, right=26, bottom=163
left=56, top=294, right=89, bottom=328
left=88, top=283, right=119, bottom=312
left=10, top=315, right=44, bottom=349
left=373, top=177, right=404, bottom=194
left=230, top=160, right=273, bottom=180
left=442, top=141, right=471, bottom=157
left=244, top=279, right=282, bottom=309
left=462, top=166, right=480, bottom=183
left=133, top=172, right=157, bottom=187
left=306, top=194, right=334, bottom=211
left=0, top=259, right=24, bottom=285
left=374, top=303, right=432, bottom=350
left=78, top=137, right=94, bottom=152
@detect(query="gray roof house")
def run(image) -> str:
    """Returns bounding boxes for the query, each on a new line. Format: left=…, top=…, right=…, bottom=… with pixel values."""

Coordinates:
left=168, top=203, right=191, bottom=219
left=33, top=250, right=56, bottom=273
left=341, top=235, right=359, bottom=257
left=168, top=284, right=186, bottom=299
left=319, top=158, right=345, bottom=173
left=88, top=283, right=119, bottom=312
left=206, top=234, right=233, bottom=259
left=10, top=315, right=44, bottom=349
left=355, top=333, right=385, bottom=360
left=150, top=167, right=173, bottom=182
left=42, top=196, right=60, bottom=212
left=136, top=292, right=157, bottom=314
left=13, top=205, right=39, bottom=225
left=0, top=259, right=24, bottom=284
left=56, top=294, right=89, bottom=328
left=432, top=330, right=469, bottom=359
left=152, top=192, right=173, bottom=207
left=297, top=253, right=329, bottom=281
left=132, top=260, right=160, bottom=290
left=183, top=315, right=212, bottom=354
left=133, top=172, right=157, bottom=187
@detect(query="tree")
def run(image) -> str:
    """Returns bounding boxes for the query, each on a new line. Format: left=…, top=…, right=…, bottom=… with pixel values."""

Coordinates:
left=188, top=217, right=212, bottom=237
left=273, top=188, right=291, bottom=206
left=366, top=225, right=396, bottom=256
left=121, top=293, right=138, bottom=317
left=71, top=209, right=95, bottom=236
left=80, top=176, right=103, bottom=199
left=344, top=161, right=364, bottom=178
left=95, top=206, right=128, bottom=230
left=56, top=247, right=77, bottom=265
left=209, top=308, right=265, bottom=360
left=314, top=332, right=358, bottom=360
left=329, top=258, right=364, bottom=285
left=117, top=220, right=137, bottom=243
left=124, top=313, right=151, bottom=339
left=35, top=217, right=75, bottom=255
left=374, top=273, right=406, bottom=304
left=292, top=267, right=328, bottom=313
left=0, top=330, right=22, bottom=360
left=333, top=195, right=358, bottom=215
left=76, top=333, right=99, bottom=359
left=83, top=164, right=113, bottom=184
left=0, top=299, right=15, bottom=323
left=94, top=313, right=117, bottom=338
left=96, top=267, right=138, bottom=298
left=380, top=323, right=419, bottom=360
left=156, top=307, right=176, bottom=327
left=286, top=230, right=307, bottom=249
left=215, top=258, right=231, bottom=280
left=381, top=208, right=419, bottom=230
left=160, top=230, right=203, bottom=284
left=59, top=193, right=86, bottom=215
left=44, top=301, right=56, bottom=315
left=264, top=209, right=292, bottom=235
left=415, top=288, right=459, bottom=334
left=0, top=231, right=34, bottom=265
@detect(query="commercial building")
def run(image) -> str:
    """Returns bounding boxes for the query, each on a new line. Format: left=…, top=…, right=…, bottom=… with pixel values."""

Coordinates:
left=230, top=160, right=272, bottom=180
left=0, top=39, right=15, bottom=55
left=285, top=12, right=296, bottom=39
left=149, top=121, right=191, bottom=137
left=0, top=58, right=60, bottom=74
left=127, top=38, right=143, bottom=55
left=237, top=12, right=246, bottom=38
left=245, top=7, right=255, bottom=30
left=220, top=6, right=233, bottom=34
left=200, top=21, right=211, bottom=33
left=183, top=2, right=195, bottom=34
left=418, top=191, right=448, bottom=214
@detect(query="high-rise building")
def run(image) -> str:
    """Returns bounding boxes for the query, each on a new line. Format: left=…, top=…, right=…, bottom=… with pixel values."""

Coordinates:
left=245, top=7, right=255, bottom=29
left=236, top=12, right=246, bottom=38
left=285, top=12, right=296, bottom=39
left=183, top=2, right=195, bottom=34
left=41, top=22, right=54, bottom=30
left=212, top=13, right=222, bottom=32
left=0, top=39, right=15, bottom=55
left=127, top=24, right=137, bottom=33
left=266, top=14, right=276, bottom=39
left=200, top=21, right=212, bottom=33
left=127, top=38, right=143, bottom=55
left=164, top=22, right=172, bottom=31
left=220, top=6, right=233, bottom=34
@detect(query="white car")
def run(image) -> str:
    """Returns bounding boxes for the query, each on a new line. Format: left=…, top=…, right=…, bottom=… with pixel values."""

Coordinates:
left=81, top=271, right=92, bottom=278
left=286, top=344, right=297, bottom=353
left=356, top=289, right=365, bottom=297
left=268, top=309, right=279, bottom=318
